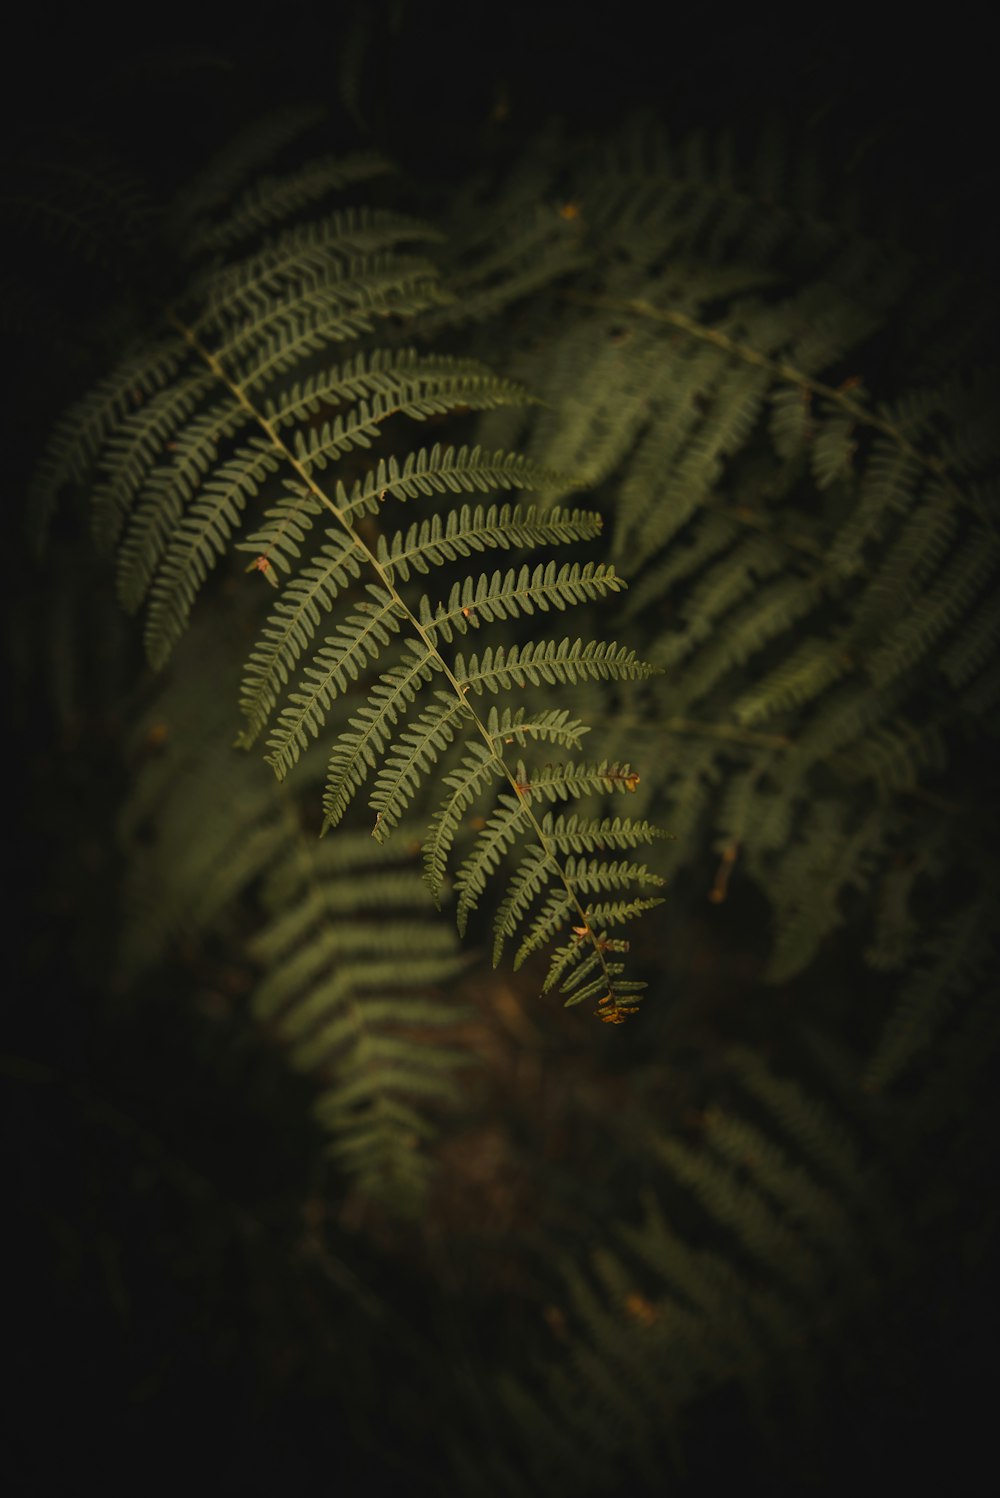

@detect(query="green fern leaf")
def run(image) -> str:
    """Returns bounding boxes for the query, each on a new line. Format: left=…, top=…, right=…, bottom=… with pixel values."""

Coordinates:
left=376, top=502, right=602, bottom=583
left=454, top=793, right=530, bottom=935
left=198, top=152, right=395, bottom=252
left=264, top=587, right=405, bottom=777
left=421, top=745, right=505, bottom=904
left=338, top=443, right=563, bottom=521
left=321, top=639, right=443, bottom=831
left=483, top=705, right=591, bottom=751
left=28, top=337, right=187, bottom=555
left=195, top=206, right=443, bottom=327
left=237, top=526, right=367, bottom=747
left=234, top=479, right=325, bottom=575
left=455, top=638, right=658, bottom=695
left=115, top=400, right=252, bottom=613
left=370, top=694, right=472, bottom=838
left=422, top=561, right=626, bottom=643
left=144, top=438, right=282, bottom=668
left=91, top=370, right=216, bottom=556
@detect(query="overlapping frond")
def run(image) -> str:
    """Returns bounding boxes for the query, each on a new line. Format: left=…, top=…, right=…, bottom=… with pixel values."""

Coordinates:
left=117, top=634, right=470, bottom=1215
left=23, top=104, right=1000, bottom=1495
left=447, top=112, right=998, bottom=1016
left=467, top=1042, right=897, bottom=1497
left=250, top=827, right=470, bottom=1213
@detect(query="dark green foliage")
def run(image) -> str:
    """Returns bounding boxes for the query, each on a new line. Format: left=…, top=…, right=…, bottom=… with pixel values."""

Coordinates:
left=116, top=624, right=471, bottom=1214
left=21, top=89, right=999, bottom=1498
left=29, top=124, right=666, bottom=1020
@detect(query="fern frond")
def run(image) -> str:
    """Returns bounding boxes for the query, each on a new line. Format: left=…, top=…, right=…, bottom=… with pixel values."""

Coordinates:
left=198, top=151, right=394, bottom=252
left=266, top=347, right=491, bottom=420
left=286, top=368, right=537, bottom=471
left=939, top=586, right=1000, bottom=688
left=720, top=1050, right=861, bottom=1202
left=827, top=438, right=926, bottom=575
left=236, top=525, right=365, bottom=746
left=421, top=561, right=625, bottom=643
left=702, top=1109, right=866, bottom=1281
left=865, top=528, right=999, bottom=688
left=33, top=119, right=669, bottom=1018
left=617, top=512, right=739, bottom=624
left=322, top=639, right=444, bottom=831
left=144, top=438, right=282, bottom=667
left=434, top=201, right=587, bottom=328
left=422, top=745, right=505, bottom=904
left=809, top=410, right=857, bottom=490
left=864, top=861, right=921, bottom=973
left=193, top=208, right=442, bottom=328
left=337, top=443, right=562, bottom=521
left=653, top=1133, right=823, bottom=1297
left=263, top=586, right=405, bottom=775
left=621, top=360, right=772, bottom=569
left=453, top=793, right=530, bottom=936
left=27, top=337, right=186, bottom=554
left=233, top=259, right=449, bottom=389
left=517, top=894, right=663, bottom=977
left=664, top=575, right=825, bottom=711
left=171, top=102, right=330, bottom=244
left=455, top=638, right=658, bottom=694
left=114, top=400, right=252, bottom=612
left=90, top=369, right=216, bottom=554
left=490, top=845, right=555, bottom=966
left=370, top=693, right=471, bottom=837
left=250, top=836, right=470, bottom=1213
left=540, top=811, right=665, bottom=855
left=511, top=888, right=579, bottom=969
left=765, top=804, right=885, bottom=983
left=511, top=759, right=645, bottom=805
left=652, top=535, right=782, bottom=667
left=234, top=479, right=325, bottom=575
left=863, top=896, right=997, bottom=1093
left=831, top=717, right=948, bottom=795
left=376, top=502, right=602, bottom=583
left=793, top=679, right=903, bottom=770
left=846, top=488, right=958, bottom=645
left=553, top=853, right=663, bottom=910
left=767, top=383, right=814, bottom=462
left=483, top=706, right=591, bottom=751
left=732, top=635, right=852, bottom=726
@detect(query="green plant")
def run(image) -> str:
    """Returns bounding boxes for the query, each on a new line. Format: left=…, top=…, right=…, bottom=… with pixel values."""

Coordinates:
left=22, top=97, right=999, bottom=1494
left=449, top=111, right=999, bottom=1035
left=29, top=115, right=667, bottom=1030
left=433, top=114, right=1000, bottom=1493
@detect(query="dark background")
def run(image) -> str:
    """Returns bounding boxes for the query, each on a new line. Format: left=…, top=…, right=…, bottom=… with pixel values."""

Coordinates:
left=4, top=7, right=998, bottom=1495
left=2, top=5, right=997, bottom=249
